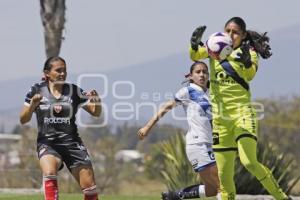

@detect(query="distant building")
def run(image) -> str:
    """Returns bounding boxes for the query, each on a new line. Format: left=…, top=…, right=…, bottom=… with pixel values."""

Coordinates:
left=115, top=149, right=143, bottom=163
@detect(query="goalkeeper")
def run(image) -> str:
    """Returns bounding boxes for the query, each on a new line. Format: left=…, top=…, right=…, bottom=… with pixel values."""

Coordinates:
left=189, top=16, right=291, bottom=200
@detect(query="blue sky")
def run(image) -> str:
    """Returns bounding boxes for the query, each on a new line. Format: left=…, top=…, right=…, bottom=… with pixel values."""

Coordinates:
left=0, top=0, right=300, bottom=81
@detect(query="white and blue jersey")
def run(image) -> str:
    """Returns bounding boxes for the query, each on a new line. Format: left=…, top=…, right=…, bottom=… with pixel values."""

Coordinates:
left=174, top=83, right=215, bottom=172
left=174, top=83, right=213, bottom=145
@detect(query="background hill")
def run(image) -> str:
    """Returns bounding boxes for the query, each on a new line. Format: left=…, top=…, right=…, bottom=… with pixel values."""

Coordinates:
left=1, top=24, right=300, bottom=132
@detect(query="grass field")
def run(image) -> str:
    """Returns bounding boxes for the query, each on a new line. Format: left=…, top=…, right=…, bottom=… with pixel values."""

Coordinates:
left=0, top=193, right=159, bottom=200
left=1, top=193, right=300, bottom=200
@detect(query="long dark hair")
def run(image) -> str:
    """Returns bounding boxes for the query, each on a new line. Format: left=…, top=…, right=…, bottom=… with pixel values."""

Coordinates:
left=225, top=17, right=272, bottom=59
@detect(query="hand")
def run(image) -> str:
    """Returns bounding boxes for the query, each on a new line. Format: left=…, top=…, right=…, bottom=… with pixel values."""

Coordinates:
left=30, top=94, right=43, bottom=109
left=190, top=25, right=206, bottom=51
left=137, top=127, right=150, bottom=140
left=235, top=42, right=252, bottom=68
left=86, top=90, right=101, bottom=103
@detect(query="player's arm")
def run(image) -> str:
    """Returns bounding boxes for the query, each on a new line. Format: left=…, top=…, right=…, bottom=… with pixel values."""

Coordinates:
left=137, top=100, right=177, bottom=140
left=190, top=46, right=209, bottom=61
left=20, top=94, right=42, bottom=124
left=244, top=49, right=259, bottom=81
left=82, top=89, right=102, bottom=117
left=189, top=25, right=209, bottom=61
left=235, top=43, right=259, bottom=81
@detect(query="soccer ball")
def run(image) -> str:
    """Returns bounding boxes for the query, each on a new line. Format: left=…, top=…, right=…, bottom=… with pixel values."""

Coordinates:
left=206, top=32, right=233, bottom=60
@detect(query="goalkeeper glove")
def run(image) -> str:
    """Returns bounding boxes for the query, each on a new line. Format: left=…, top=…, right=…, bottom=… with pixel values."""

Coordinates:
left=235, top=42, right=252, bottom=68
left=190, top=26, right=206, bottom=51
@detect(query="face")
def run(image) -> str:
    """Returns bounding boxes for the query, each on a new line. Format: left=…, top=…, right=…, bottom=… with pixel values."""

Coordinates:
left=45, top=60, right=67, bottom=82
left=190, top=64, right=209, bottom=89
left=224, top=22, right=246, bottom=49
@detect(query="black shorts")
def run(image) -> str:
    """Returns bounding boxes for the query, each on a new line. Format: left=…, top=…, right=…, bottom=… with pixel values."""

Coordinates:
left=37, top=140, right=92, bottom=171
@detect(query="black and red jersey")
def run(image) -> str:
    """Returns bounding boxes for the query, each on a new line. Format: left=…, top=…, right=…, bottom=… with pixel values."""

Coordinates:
left=24, top=81, right=88, bottom=143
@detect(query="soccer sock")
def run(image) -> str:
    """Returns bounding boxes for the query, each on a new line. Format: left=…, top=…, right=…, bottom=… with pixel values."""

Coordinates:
left=258, top=165, right=289, bottom=200
left=198, top=185, right=206, bottom=198
left=82, top=185, right=98, bottom=200
left=43, top=175, right=58, bottom=200
left=216, top=193, right=222, bottom=200
left=214, top=151, right=237, bottom=200
left=238, top=137, right=289, bottom=200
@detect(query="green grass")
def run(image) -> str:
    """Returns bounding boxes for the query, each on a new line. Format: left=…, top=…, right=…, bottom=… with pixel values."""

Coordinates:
left=0, top=193, right=159, bottom=200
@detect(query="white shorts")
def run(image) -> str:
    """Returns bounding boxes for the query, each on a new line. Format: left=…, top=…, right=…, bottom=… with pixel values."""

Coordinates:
left=186, top=143, right=216, bottom=172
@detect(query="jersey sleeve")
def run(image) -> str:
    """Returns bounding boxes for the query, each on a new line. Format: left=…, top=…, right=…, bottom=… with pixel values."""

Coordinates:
left=244, top=48, right=259, bottom=81
left=74, top=84, right=89, bottom=106
left=24, top=84, right=38, bottom=106
left=189, top=46, right=209, bottom=61
left=174, top=87, right=189, bottom=105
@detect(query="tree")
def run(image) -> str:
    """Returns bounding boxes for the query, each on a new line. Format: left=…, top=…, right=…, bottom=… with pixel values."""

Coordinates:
left=258, top=96, right=300, bottom=165
left=146, top=132, right=198, bottom=190
left=92, top=136, right=123, bottom=194
left=40, top=0, right=66, bottom=58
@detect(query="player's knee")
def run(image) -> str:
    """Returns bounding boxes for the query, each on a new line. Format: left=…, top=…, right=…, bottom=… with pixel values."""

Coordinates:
left=43, top=171, right=57, bottom=176
left=241, top=159, right=257, bottom=173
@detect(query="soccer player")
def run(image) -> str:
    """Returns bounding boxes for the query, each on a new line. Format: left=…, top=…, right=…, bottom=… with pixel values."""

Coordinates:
left=138, top=62, right=220, bottom=200
left=189, top=17, right=291, bottom=200
left=20, top=56, right=101, bottom=200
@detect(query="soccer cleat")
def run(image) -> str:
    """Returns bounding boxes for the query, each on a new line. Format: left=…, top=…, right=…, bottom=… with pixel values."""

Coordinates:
left=161, top=191, right=183, bottom=200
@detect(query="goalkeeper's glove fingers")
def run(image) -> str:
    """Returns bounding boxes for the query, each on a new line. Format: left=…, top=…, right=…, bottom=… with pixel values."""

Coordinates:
left=190, top=25, right=206, bottom=51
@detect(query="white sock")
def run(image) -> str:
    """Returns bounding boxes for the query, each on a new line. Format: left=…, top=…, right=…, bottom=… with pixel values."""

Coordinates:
left=199, top=185, right=206, bottom=198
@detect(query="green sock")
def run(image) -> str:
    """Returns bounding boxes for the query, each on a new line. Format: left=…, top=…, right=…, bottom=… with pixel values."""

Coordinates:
left=238, top=138, right=288, bottom=200
left=258, top=165, right=288, bottom=200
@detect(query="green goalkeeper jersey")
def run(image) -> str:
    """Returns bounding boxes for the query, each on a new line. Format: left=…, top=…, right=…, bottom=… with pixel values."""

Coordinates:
left=190, top=46, right=259, bottom=117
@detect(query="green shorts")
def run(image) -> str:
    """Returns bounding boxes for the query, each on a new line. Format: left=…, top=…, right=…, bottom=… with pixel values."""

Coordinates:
left=212, top=105, right=258, bottom=151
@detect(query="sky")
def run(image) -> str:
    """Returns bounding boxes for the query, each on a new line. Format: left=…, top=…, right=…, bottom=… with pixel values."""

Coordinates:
left=1, top=0, right=300, bottom=82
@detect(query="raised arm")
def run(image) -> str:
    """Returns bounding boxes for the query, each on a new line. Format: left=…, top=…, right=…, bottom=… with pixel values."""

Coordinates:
left=20, top=94, right=42, bottom=124
left=82, top=89, right=102, bottom=117
left=189, top=25, right=209, bottom=61
left=137, top=100, right=177, bottom=140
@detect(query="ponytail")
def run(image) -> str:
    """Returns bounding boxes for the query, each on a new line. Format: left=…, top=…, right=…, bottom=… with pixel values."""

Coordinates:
left=245, top=30, right=272, bottom=59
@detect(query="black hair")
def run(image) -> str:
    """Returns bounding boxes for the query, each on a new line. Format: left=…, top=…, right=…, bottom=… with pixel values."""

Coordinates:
left=189, top=61, right=208, bottom=74
left=225, top=17, right=272, bottom=59
left=43, top=56, right=66, bottom=71
left=225, top=17, right=246, bottom=32
left=182, top=61, right=210, bottom=88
